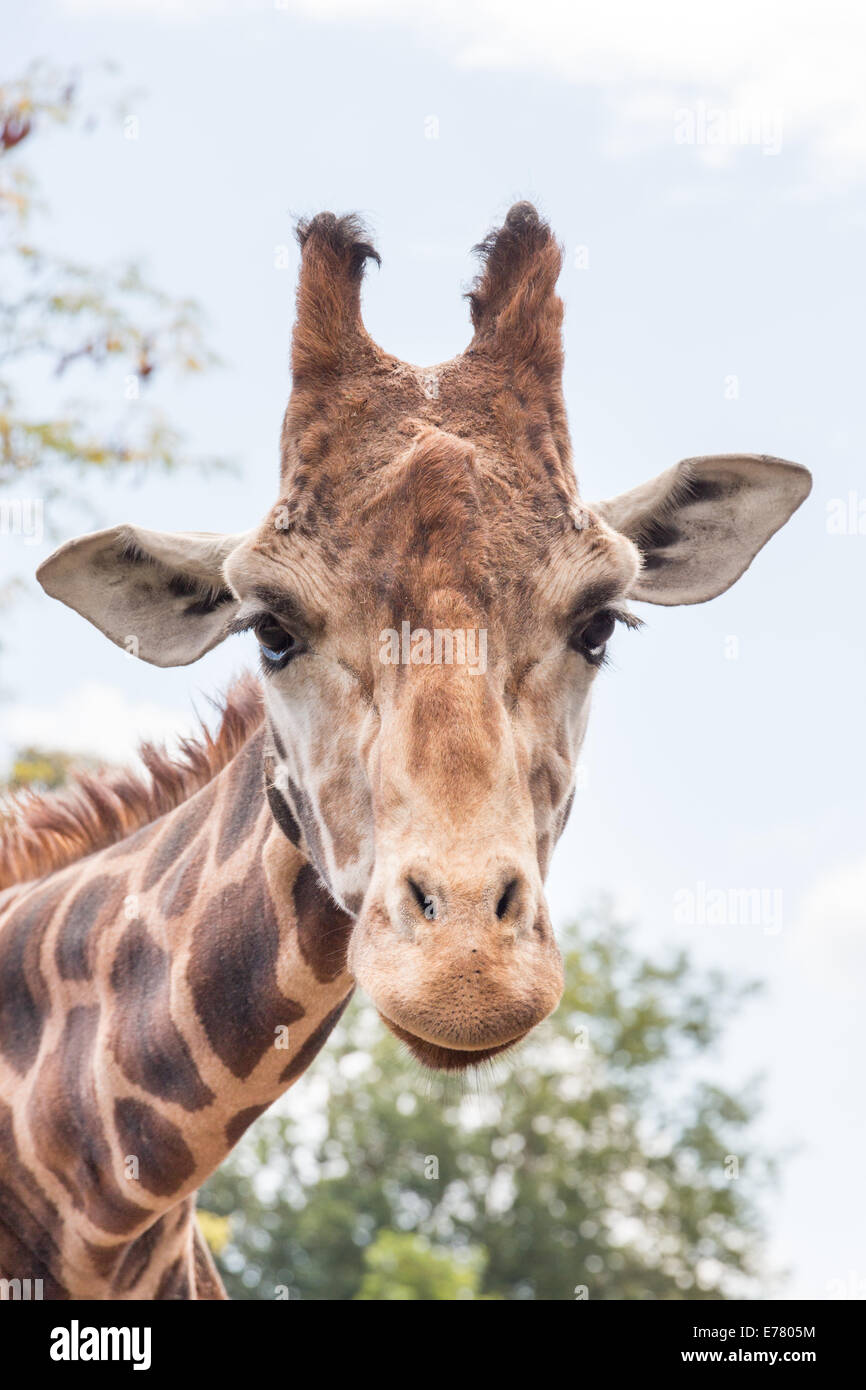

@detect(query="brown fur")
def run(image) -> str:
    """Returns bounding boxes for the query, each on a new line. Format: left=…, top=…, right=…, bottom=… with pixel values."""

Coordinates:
left=0, top=677, right=263, bottom=892
left=291, top=213, right=381, bottom=380
left=0, top=717, right=354, bottom=1298
left=467, top=200, right=565, bottom=379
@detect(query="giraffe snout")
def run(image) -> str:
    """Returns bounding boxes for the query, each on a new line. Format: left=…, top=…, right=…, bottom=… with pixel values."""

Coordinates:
left=347, top=855, right=564, bottom=1071
left=401, top=863, right=531, bottom=933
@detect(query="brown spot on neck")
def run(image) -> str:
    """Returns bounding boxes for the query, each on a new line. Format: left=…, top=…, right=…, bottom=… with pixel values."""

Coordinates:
left=292, top=863, right=353, bottom=983
left=187, top=860, right=306, bottom=1079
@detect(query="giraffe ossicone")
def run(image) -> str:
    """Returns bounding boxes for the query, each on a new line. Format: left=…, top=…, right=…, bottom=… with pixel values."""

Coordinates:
left=1, top=203, right=811, bottom=1299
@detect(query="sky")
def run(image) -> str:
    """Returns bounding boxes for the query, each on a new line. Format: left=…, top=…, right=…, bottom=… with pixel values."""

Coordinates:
left=2, top=0, right=865, bottom=1299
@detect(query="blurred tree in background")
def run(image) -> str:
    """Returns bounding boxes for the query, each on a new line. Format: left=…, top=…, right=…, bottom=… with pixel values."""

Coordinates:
left=356, top=1231, right=491, bottom=1301
left=0, top=742, right=108, bottom=825
left=0, top=62, right=222, bottom=549
left=201, top=909, right=771, bottom=1301
left=2, top=743, right=100, bottom=791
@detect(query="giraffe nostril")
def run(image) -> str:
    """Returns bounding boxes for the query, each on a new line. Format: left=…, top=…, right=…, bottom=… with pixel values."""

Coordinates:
left=495, top=878, right=519, bottom=920
left=408, top=878, right=436, bottom=920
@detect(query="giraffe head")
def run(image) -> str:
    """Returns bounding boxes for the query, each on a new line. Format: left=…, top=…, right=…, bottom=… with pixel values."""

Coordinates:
left=38, top=204, right=811, bottom=1071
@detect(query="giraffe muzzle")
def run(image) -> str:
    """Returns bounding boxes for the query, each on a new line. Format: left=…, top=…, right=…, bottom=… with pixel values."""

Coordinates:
left=347, top=859, right=564, bottom=1071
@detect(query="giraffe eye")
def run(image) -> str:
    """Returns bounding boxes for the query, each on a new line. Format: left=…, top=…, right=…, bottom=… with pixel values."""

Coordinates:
left=255, top=617, right=298, bottom=668
left=572, top=609, right=617, bottom=664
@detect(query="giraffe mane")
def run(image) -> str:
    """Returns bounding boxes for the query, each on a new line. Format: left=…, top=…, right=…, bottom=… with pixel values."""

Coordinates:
left=0, top=674, right=264, bottom=891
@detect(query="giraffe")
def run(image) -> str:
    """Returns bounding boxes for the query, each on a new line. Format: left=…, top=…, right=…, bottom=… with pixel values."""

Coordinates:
left=0, top=203, right=811, bottom=1300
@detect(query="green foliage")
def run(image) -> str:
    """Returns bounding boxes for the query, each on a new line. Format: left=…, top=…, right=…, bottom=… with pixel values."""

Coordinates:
left=354, top=1231, right=489, bottom=1301
left=201, top=909, right=771, bottom=1301
left=1, top=744, right=97, bottom=791
left=0, top=63, right=223, bottom=508
left=0, top=742, right=106, bottom=824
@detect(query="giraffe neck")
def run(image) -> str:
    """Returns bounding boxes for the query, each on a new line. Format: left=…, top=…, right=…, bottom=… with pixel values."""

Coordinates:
left=0, top=727, right=354, bottom=1298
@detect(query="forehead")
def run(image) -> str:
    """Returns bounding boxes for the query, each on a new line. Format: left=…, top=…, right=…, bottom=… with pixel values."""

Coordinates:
left=229, top=427, right=639, bottom=636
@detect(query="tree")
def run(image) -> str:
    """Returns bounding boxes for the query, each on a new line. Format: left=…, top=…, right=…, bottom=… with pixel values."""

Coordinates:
left=355, top=1231, right=490, bottom=1301
left=0, top=62, right=222, bottom=540
left=1, top=744, right=100, bottom=792
left=200, top=909, right=772, bottom=1300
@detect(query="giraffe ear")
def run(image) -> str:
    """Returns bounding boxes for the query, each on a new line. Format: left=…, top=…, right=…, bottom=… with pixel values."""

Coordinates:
left=593, top=454, right=812, bottom=606
left=37, top=524, right=247, bottom=667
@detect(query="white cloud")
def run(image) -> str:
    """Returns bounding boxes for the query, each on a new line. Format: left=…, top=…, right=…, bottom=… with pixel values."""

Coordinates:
left=1, top=682, right=195, bottom=767
left=54, top=1, right=866, bottom=182
left=279, top=0, right=866, bottom=187
left=789, top=856, right=866, bottom=998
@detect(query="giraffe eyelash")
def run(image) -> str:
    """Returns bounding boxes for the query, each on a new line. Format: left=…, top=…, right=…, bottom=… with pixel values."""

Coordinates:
left=227, top=612, right=305, bottom=673
left=599, top=609, right=643, bottom=668
left=574, top=607, right=643, bottom=670
left=610, top=606, right=643, bottom=632
left=226, top=611, right=273, bottom=638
